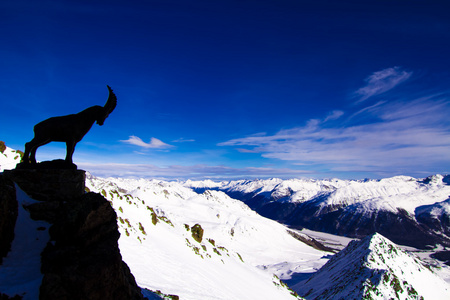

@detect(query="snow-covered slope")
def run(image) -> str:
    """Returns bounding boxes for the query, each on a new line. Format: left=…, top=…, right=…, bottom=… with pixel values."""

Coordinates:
left=295, top=233, right=450, bottom=300
left=0, top=185, right=50, bottom=299
left=416, top=197, right=450, bottom=237
left=185, top=176, right=450, bottom=248
left=87, top=174, right=450, bottom=299
left=0, top=142, right=22, bottom=171
left=86, top=174, right=330, bottom=300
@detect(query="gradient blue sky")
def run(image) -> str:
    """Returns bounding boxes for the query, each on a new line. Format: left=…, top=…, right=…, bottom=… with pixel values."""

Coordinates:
left=2, top=0, right=450, bottom=180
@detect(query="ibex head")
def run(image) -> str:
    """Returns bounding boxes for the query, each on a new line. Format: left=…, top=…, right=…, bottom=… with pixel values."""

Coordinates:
left=97, top=85, right=117, bottom=126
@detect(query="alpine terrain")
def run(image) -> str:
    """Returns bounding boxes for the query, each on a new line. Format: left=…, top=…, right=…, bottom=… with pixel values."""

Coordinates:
left=85, top=174, right=328, bottom=299
left=185, top=175, right=450, bottom=250
left=1, top=142, right=450, bottom=299
left=295, top=233, right=450, bottom=299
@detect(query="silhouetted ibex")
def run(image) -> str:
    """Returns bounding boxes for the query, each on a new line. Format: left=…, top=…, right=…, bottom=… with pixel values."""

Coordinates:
left=22, top=85, right=117, bottom=165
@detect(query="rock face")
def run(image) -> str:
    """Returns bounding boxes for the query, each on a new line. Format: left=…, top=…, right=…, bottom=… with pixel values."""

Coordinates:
left=0, top=175, right=18, bottom=265
left=3, top=168, right=85, bottom=201
left=0, top=169, right=144, bottom=300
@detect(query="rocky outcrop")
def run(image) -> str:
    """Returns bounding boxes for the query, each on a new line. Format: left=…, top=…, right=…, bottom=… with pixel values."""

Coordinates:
left=0, top=175, right=18, bottom=265
left=3, top=167, right=85, bottom=201
left=0, top=169, right=144, bottom=300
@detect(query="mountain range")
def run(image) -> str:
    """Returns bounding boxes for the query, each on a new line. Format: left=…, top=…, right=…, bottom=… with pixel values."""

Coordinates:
left=85, top=173, right=450, bottom=299
left=1, top=142, right=450, bottom=299
left=184, top=175, right=450, bottom=250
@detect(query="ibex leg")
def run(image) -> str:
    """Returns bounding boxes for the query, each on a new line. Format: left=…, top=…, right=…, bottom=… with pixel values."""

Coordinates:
left=65, top=141, right=76, bottom=164
left=24, top=138, right=50, bottom=164
left=23, top=142, right=32, bottom=164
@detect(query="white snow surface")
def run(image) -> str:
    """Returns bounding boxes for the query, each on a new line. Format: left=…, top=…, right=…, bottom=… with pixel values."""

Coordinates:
left=86, top=174, right=330, bottom=300
left=299, top=228, right=356, bottom=251
left=184, top=175, right=450, bottom=214
left=0, top=145, right=22, bottom=171
left=0, top=185, right=50, bottom=299
left=295, top=233, right=450, bottom=300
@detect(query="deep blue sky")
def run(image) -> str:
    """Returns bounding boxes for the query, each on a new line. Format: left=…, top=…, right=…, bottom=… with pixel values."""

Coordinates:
left=2, top=0, right=450, bottom=180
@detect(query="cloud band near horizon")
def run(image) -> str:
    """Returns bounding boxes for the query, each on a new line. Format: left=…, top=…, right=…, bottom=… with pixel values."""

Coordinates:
left=219, top=72, right=450, bottom=176
left=78, top=162, right=311, bottom=180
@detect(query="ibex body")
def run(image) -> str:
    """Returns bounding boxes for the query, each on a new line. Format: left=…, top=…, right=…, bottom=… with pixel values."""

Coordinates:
left=23, top=85, right=117, bottom=165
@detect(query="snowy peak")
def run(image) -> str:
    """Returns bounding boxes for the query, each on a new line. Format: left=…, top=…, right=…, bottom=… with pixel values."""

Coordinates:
left=0, top=142, right=22, bottom=171
left=296, top=233, right=450, bottom=299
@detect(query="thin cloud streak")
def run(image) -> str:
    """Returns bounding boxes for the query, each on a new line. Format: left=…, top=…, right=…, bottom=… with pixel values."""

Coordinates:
left=120, top=135, right=174, bottom=149
left=172, top=138, right=196, bottom=143
left=354, top=67, right=412, bottom=103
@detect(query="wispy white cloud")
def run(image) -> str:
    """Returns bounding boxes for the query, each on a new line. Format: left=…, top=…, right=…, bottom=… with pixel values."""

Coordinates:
left=324, top=110, right=344, bottom=122
left=219, top=95, right=450, bottom=176
left=120, top=135, right=173, bottom=149
left=354, top=67, right=412, bottom=103
left=172, top=138, right=196, bottom=143
left=236, top=148, right=261, bottom=153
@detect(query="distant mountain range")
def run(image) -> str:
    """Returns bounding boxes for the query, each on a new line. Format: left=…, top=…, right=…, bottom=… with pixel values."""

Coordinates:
left=184, top=175, right=450, bottom=250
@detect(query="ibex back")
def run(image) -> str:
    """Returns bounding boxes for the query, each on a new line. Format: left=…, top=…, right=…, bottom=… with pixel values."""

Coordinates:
left=22, top=85, right=117, bottom=165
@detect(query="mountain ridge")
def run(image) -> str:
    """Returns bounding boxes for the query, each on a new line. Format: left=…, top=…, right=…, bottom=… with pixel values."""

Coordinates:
left=184, top=175, right=450, bottom=249
left=295, top=233, right=450, bottom=299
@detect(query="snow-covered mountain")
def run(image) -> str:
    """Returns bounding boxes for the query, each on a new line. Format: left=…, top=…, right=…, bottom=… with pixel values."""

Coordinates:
left=295, top=233, right=450, bottom=299
left=0, top=142, right=22, bottom=172
left=2, top=142, right=450, bottom=299
left=185, top=175, right=450, bottom=249
left=86, top=174, right=330, bottom=300
left=85, top=174, right=450, bottom=299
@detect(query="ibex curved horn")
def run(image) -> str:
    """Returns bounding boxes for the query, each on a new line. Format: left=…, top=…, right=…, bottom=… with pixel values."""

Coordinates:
left=104, top=85, right=117, bottom=117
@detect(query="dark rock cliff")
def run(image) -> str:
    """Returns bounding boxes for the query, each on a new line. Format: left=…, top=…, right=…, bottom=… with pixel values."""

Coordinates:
left=0, top=169, right=145, bottom=300
left=0, top=175, right=18, bottom=265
